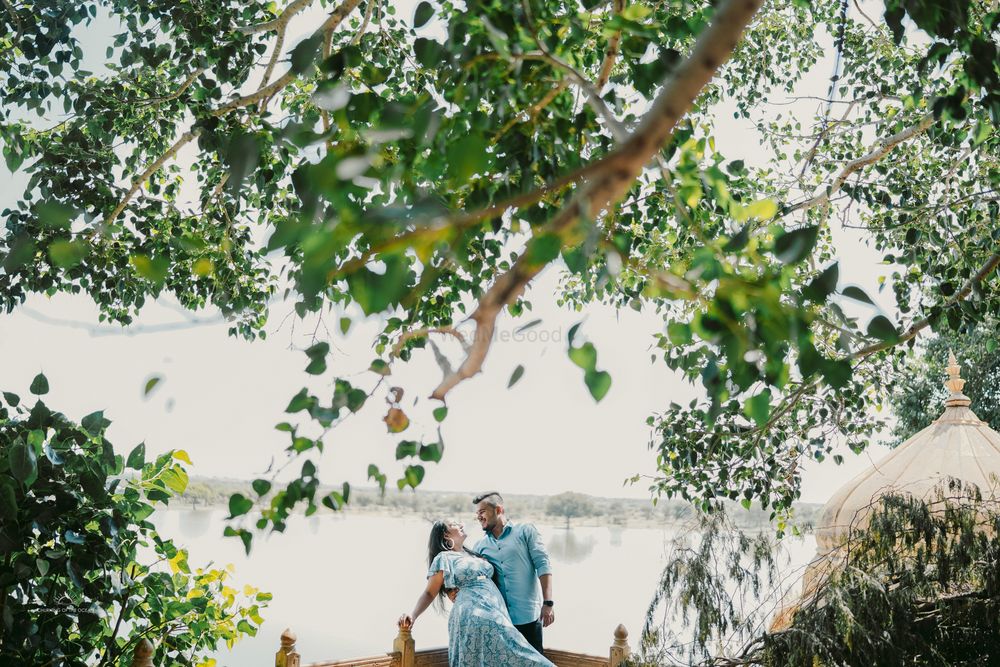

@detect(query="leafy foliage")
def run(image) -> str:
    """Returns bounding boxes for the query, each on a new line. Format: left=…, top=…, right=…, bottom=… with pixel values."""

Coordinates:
left=634, top=482, right=1000, bottom=666
left=0, top=379, right=266, bottom=666
left=2, top=0, right=999, bottom=546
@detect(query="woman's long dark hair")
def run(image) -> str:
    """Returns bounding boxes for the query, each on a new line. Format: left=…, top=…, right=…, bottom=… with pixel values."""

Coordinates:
left=427, top=520, right=501, bottom=606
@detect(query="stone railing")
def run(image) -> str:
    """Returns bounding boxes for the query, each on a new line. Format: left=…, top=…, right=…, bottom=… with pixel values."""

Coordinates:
left=273, top=624, right=631, bottom=667
left=124, top=623, right=631, bottom=667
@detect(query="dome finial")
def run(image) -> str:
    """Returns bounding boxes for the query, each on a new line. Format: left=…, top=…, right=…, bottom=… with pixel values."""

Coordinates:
left=944, top=349, right=971, bottom=407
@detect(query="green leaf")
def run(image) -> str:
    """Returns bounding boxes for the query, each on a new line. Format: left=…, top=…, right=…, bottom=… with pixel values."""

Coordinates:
left=508, top=364, right=525, bottom=388
left=162, top=466, right=188, bottom=494
left=228, top=493, right=254, bottom=518
left=130, top=254, right=170, bottom=284
left=3, top=236, right=36, bottom=271
left=370, top=359, right=391, bottom=376
left=10, top=440, right=38, bottom=487
left=346, top=388, right=367, bottom=413
left=252, top=479, right=272, bottom=496
left=286, top=388, right=315, bottom=413
left=413, top=1, right=434, bottom=27
left=304, top=341, right=330, bottom=375
left=413, top=37, right=443, bottom=68
left=667, top=322, right=692, bottom=346
left=395, top=440, right=419, bottom=459
left=446, top=133, right=489, bottom=185
left=433, top=406, right=448, bottom=422
left=735, top=198, right=779, bottom=222
left=237, top=619, right=257, bottom=636
left=418, top=442, right=444, bottom=463
left=568, top=343, right=598, bottom=371
left=867, top=315, right=900, bottom=342
left=803, top=263, right=839, bottom=303
left=722, top=226, right=750, bottom=253
left=773, top=226, right=818, bottom=264
left=822, top=359, right=853, bottom=389
left=743, top=390, right=771, bottom=427
left=192, top=257, right=214, bottom=277
left=841, top=285, right=875, bottom=305
left=126, top=443, right=145, bottom=470
left=523, top=233, right=563, bottom=267
left=81, top=411, right=108, bottom=435
left=290, top=34, right=323, bottom=74
left=224, top=526, right=253, bottom=554
left=0, top=480, right=16, bottom=517
left=35, top=202, right=77, bottom=228
left=49, top=239, right=88, bottom=268
left=584, top=370, right=612, bottom=402
left=345, top=255, right=414, bottom=315
left=3, top=391, right=19, bottom=406
left=402, top=464, right=425, bottom=489
left=143, top=375, right=162, bottom=397
left=30, top=373, right=49, bottom=395
left=367, top=464, right=387, bottom=493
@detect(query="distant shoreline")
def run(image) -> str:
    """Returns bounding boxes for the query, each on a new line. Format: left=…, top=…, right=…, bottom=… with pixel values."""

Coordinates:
left=177, top=477, right=823, bottom=532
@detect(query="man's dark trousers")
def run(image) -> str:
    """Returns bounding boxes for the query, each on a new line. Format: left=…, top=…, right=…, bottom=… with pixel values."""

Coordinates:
left=514, top=619, right=544, bottom=654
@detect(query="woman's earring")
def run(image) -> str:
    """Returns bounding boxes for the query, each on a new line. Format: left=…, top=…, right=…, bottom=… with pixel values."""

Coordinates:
left=443, top=538, right=454, bottom=549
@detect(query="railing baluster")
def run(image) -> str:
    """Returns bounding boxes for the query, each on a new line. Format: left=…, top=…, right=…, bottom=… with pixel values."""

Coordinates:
left=393, top=623, right=415, bottom=667
left=609, top=624, right=629, bottom=667
left=276, top=628, right=301, bottom=667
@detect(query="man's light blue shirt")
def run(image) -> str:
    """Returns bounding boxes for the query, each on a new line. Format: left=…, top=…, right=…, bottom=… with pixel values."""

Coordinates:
left=473, top=522, right=552, bottom=626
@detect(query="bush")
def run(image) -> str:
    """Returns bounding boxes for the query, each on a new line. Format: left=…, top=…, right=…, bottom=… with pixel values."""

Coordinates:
left=0, top=376, right=267, bottom=666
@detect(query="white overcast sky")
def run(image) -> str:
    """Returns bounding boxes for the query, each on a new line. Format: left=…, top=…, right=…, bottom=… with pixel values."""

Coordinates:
left=0, top=1, right=909, bottom=505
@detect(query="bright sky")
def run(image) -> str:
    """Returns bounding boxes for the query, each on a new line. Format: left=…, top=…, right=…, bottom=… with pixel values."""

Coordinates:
left=0, top=1, right=905, bottom=506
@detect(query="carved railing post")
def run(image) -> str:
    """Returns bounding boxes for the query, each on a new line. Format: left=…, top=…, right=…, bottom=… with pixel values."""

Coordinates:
left=393, top=623, right=415, bottom=667
left=276, top=628, right=301, bottom=667
left=131, top=638, right=154, bottom=667
left=609, top=624, right=629, bottom=667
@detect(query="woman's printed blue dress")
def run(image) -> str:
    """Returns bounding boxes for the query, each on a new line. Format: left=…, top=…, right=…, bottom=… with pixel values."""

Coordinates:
left=428, top=550, right=554, bottom=667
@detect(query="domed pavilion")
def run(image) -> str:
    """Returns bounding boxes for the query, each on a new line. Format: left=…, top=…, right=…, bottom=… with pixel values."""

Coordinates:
left=771, top=351, right=1000, bottom=630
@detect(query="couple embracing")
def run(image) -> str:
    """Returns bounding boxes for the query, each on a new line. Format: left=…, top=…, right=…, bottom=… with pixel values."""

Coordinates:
left=398, top=492, right=556, bottom=666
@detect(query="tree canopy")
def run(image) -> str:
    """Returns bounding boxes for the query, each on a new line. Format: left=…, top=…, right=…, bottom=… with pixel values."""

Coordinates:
left=2, top=0, right=999, bottom=548
left=546, top=491, right=596, bottom=526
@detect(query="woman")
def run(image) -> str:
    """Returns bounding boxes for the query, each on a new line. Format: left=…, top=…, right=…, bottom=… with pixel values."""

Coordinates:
left=398, top=520, right=555, bottom=667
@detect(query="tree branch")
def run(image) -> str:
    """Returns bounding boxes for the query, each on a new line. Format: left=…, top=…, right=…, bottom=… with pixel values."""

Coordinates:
left=491, top=80, right=569, bottom=144
left=212, top=0, right=362, bottom=116
left=103, top=129, right=200, bottom=227
left=259, top=27, right=286, bottom=90
left=2, top=0, right=24, bottom=47
left=136, top=67, right=206, bottom=106
left=326, top=154, right=612, bottom=281
left=852, top=251, right=1000, bottom=358
left=235, top=0, right=315, bottom=34
left=786, top=110, right=936, bottom=214
left=595, top=0, right=625, bottom=92
left=351, top=0, right=375, bottom=45
left=391, top=326, right=467, bottom=357
left=430, top=0, right=765, bottom=401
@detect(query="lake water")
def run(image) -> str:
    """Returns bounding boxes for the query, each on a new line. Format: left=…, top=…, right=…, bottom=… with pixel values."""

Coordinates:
left=151, top=509, right=817, bottom=665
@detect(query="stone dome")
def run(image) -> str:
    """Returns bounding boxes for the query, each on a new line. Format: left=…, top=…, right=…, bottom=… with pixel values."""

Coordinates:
left=814, top=351, right=1000, bottom=554
left=770, top=351, right=1000, bottom=631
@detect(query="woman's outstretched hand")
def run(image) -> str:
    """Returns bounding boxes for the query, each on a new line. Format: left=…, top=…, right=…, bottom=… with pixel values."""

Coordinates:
left=397, top=614, right=414, bottom=629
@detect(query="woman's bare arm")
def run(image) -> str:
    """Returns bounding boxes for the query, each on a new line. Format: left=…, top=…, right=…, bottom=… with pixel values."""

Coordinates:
left=398, top=570, right=445, bottom=628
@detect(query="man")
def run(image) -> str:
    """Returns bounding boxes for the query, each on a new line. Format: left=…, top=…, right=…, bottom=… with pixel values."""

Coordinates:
left=471, top=491, right=554, bottom=654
